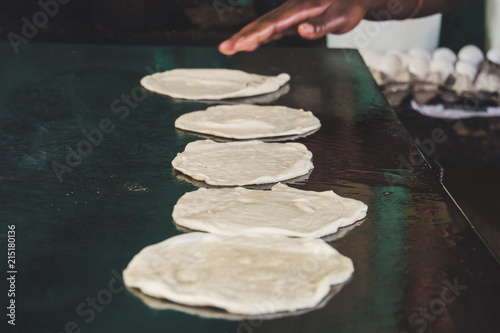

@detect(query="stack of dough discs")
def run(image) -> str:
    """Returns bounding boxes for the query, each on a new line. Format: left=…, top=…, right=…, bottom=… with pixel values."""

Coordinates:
left=171, top=140, right=313, bottom=186
left=127, top=67, right=364, bottom=318
left=174, top=104, right=321, bottom=139
left=140, top=69, right=290, bottom=100
left=173, top=183, right=367, bottom=238
left=123, top=232, right=354, bottom=315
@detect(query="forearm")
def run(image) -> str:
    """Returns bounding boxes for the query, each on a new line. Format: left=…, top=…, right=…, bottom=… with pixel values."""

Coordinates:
left=366, top=0, right=468, bottom=21
left=218, top=0, right=470, bottom=55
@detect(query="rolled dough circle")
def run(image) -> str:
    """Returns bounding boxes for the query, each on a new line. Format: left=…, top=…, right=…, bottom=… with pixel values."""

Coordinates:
left=141, top=68, right=290, bottom=100
left=171, top=140, right=314, bottom=186
left=175, top=104, right=321, bottom=139
left=173, top=183, right=367, bottom=238
left=123, top=233, right=354, bottom=315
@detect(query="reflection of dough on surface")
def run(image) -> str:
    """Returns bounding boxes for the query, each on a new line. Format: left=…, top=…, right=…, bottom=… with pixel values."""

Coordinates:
left=223, top=84, right=290, bottom=105
left=172, top=183, right=367, bottom=238
left=171, top=140, right=314, bottom=186
left=128, top=282, right=346, bottom=320
left=140, top=69, right=290, bottom=100
left=175, top=127, right=320, bottom=144
left=123, top=233, right=354, bottom=315
left=172, top=168, right=312, bottom=190
left=181, top=84, right=291, bottom=105
left=175, top=104, right=321, bottom=140
left=321, top=219, right=366, bottom=242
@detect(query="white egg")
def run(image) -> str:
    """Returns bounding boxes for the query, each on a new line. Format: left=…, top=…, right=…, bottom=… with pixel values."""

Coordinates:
left=432, top=47, right=457, bottom=63
left=429, top=59, right=454, bottom=81
left=366, top=56, right=383, bottom=71
left=359, top=47, right=382, bottom=69
left=486, top=49, right=500, bottom=65
left=458, top=45, right=484, bottom=66
left=408, top=57, right=430, bottom=80
left=386, top=48, right=404, bottom=56
left=384, top=49, right=413, bottom=67
left=398, top=54, right=412, bottom=69
left=379, top=54, right=403, bottom=79
left=455, top=60, right=478, bottom=81
left=408, top=47, right=431, bottom=61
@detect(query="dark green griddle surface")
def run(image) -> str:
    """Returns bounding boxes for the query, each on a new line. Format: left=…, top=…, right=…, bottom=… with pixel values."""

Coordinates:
left=1, top=43, right=499, bottom=333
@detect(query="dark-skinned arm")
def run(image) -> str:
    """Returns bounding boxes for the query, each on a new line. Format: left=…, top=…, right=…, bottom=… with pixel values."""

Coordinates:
left=219, top=0, right=467, bottom=55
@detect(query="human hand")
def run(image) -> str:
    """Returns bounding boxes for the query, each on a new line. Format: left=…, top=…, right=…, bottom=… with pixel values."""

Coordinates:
left=218, top=0, right=376, bottom=55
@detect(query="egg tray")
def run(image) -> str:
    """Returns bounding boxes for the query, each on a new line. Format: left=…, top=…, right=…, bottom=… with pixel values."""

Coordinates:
left=377, top=60, right=500, bottom=108
left=381, top=80, right=500, bottom=108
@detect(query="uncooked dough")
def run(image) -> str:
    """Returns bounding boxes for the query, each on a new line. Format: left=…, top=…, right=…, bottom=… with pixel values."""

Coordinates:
left=123, top=233, right=354, bottom=315
left=172, top=183, right=367, bottom=238
left=129, top=284, right=345, bottom=320
left=140, top=69, right=290, bottom=100
left=171, top=140, right=313, bottom=186
left=174, top=104, right=321, bottom=139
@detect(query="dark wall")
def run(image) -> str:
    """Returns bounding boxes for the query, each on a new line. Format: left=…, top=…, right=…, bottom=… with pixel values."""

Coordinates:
left=0, top=0, right=263, bottom=45
left=440, top=0, right=486, bottom=52
left=0, top=0, right=486, bottom=50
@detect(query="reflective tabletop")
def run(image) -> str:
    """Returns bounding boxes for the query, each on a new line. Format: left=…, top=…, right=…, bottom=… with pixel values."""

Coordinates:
left=1, top=44, right=499, bottom=333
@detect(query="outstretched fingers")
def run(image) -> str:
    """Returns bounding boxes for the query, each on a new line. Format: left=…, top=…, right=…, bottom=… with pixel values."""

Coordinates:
left=219, top=0, right=331, bottom=55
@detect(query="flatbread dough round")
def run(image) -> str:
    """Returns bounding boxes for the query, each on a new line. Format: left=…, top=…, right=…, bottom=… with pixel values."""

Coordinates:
left=129, top=284, right=345, bottom=320
left=171, top=140, right=314, bottom=186
left=175, top=104, right=321, bottom=139
left=123, top=233, right=354, bottom=315
left=172, top=183, right=367, bottom=238
left=140, top=69, right=290, bottom=100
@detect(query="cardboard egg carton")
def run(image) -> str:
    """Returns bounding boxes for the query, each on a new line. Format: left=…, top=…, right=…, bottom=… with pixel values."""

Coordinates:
left=361, top=46, right=500, bottom=108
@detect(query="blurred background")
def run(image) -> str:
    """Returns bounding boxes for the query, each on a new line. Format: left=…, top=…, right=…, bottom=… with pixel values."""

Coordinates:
left=0, top=0, right=493, bottom=51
